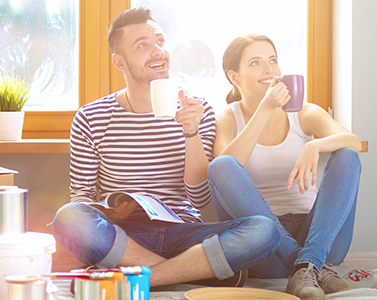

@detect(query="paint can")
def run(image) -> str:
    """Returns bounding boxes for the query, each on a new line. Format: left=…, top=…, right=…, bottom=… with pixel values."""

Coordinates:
left=0, top=186, right=27, bottom=234
left=118, top=266, right=151, bottom=300
left=75, top=277, right=124, bottom=300
left=74, top=266, right=151, bottom=300
left=6, top=275, right=46, bottom=300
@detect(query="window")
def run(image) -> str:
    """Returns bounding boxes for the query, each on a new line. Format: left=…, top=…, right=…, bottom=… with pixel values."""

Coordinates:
left=8, top=0, right=331, bottom=139
left=133, top=0, right=307, bottom=114
left=0, top=0, right=78, bottom=111
left=13, top=0, right=127, bottom=138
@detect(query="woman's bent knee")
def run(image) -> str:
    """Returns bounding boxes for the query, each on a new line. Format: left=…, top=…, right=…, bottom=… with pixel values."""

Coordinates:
left=333, top=148, right=361, bottom=166
left=209, top=156, right=237, bottom=176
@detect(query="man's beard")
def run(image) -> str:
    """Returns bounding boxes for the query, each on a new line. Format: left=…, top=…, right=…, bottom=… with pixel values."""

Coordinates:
left=125, top=56, right=169, bottom=85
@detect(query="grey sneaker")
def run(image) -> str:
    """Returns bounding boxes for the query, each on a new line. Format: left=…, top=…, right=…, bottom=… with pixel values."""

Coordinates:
left=286, top=264, right=325, bottom=300
left=319, top=264, right=351, bottom=294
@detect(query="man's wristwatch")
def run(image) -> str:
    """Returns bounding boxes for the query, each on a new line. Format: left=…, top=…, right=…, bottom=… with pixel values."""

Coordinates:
left=183, top=129, right=199, bottom=138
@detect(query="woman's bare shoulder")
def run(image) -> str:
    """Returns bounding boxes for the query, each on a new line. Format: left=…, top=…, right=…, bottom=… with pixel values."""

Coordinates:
left=215, top=105, right=237, bottom=130
left=216, top=105, right=234, bottom=121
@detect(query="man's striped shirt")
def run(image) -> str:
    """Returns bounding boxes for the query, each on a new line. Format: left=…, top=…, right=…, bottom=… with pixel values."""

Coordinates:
left=69, top=92, right=216, bottom=223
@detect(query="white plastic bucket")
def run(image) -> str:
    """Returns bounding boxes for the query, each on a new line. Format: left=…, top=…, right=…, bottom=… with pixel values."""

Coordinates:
left=0, top=232, right=56, bottom=297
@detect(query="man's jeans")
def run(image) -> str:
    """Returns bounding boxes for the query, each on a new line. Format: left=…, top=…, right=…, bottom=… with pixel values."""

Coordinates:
left=53, top=203, right=281, bottom=280
left=208, top=148, right=361, bottom=278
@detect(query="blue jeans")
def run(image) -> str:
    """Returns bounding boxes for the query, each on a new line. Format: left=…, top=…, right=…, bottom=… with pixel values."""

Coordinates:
left=208, top=148, right=361, bottom=278
left=52, top=202, right=280, bottom=280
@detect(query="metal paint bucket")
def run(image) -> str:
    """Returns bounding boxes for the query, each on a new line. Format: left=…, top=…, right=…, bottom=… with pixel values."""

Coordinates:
left=6, top=275, right=46, bottom=300
left=74, top=267, right=151, bottom=300
left=118, top=266, right=151, bottom=300
left=0, top=187, right=27, bottom=234
left=75, top=278, right=124, bottom=300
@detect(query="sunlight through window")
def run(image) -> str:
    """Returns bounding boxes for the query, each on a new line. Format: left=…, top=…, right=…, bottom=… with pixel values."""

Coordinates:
left=0, top=0, right=78, bottom=111
left=133, top=0, right=307, bottom=114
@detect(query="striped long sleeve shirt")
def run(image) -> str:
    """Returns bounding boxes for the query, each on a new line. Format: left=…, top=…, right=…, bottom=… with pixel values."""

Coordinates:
left=69, top=92, right=216, bottom=223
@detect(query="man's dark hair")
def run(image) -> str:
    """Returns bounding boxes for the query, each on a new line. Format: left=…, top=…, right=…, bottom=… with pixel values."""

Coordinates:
left=107, top=7, right=155, bottom=53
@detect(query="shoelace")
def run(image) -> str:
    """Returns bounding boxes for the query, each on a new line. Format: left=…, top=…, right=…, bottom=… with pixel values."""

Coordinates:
left=298, top=265, right=321, bottom=288
left=320, top=265, right=339, bottom=282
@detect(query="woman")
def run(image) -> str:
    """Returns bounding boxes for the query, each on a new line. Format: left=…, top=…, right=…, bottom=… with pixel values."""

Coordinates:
left=208, top=34, right=362, bottom=300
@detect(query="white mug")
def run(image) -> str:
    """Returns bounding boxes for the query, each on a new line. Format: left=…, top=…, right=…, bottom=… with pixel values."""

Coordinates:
left=150, top=79, right=178, bottom=119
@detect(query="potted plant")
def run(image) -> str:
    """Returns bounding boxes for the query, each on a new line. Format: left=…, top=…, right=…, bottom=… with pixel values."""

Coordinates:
left=0, top=73, right=32, bottom=141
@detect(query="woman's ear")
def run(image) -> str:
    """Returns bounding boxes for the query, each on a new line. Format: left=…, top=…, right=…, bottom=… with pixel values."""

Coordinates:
left=112, top=53, right=125, bottom=71
left=227, top=70, right=239, bottom=86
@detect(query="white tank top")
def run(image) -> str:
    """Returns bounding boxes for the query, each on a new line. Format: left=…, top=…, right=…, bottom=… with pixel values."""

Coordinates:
left=229, top=102, right=317, bottom=216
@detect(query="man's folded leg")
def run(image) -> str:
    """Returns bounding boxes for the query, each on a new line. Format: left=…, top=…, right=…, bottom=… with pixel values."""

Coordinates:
left=53, top=203, right=280, bottom=287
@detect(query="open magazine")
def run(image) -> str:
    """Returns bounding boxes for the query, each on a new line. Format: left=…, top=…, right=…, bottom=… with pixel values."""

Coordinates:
left=104, top=192, right=184, bottom=224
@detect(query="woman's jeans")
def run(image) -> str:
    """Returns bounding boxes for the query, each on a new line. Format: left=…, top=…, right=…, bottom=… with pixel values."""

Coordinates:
left=208, top=148, right=361, bottom=278
left=52, top=203, right=281, bottom=280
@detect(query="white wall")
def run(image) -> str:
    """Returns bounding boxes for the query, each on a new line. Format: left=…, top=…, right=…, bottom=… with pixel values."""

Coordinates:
left=333, top=0, right=377, bottom=252
left=333, top=0, right=353, bottom=130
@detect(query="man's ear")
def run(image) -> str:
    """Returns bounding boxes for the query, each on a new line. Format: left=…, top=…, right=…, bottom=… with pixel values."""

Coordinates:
left=227, top=70, right=239, bottom=86
left=112, top=53, right=125, bottom=71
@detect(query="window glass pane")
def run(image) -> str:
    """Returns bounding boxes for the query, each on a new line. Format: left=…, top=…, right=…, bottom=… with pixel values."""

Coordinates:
left=132, top=0, right=307, bottom=114
left=0, top=0, right=78, bottom=111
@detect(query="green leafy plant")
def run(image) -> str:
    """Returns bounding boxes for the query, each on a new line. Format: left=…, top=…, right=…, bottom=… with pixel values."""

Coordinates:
left=0, top=73, right=32, bottom=111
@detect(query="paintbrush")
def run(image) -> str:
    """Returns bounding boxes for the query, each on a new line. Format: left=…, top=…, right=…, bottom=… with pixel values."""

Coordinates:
left=46, top=272, right=124, bottom=281
left=70, top=266, right=143, bottom=275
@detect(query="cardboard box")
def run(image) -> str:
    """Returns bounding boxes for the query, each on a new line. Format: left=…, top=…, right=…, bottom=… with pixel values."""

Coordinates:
left=0, top=167, right=18, bottom=185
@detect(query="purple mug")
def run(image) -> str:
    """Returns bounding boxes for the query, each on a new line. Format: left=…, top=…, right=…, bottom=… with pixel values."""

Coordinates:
left=281, top=75, right=305, bottom=112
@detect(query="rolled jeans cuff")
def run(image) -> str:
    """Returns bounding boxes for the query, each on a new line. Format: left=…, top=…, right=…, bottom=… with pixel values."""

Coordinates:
left=203, top=234, right=234, bottom=280
left=96, top=225, right=128, bottom=268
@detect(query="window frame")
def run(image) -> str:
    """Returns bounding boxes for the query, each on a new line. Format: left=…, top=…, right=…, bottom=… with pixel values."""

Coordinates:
left=21, top=0, right=331, bottom=139
left=307, top=0, right=332, bottom=111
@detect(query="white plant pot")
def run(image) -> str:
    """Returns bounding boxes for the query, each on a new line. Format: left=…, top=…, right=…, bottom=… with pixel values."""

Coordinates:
left=0, top=111, right=25, bottom=141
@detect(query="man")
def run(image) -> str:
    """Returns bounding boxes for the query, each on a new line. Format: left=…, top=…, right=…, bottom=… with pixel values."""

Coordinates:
left=52, top=7, right=282, bottom=287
